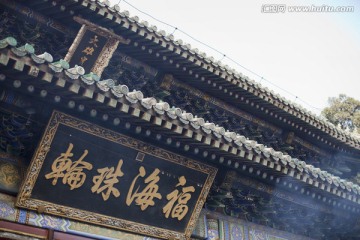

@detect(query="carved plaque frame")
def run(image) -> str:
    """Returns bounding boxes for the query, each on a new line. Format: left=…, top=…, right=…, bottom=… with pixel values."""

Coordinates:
left=64, top=17, right=130, bottom=76
left=16, top=111, right=217, bottom=239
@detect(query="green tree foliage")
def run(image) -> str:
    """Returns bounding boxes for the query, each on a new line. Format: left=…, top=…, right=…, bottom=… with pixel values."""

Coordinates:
left=321, top=94, right=360, bottom=133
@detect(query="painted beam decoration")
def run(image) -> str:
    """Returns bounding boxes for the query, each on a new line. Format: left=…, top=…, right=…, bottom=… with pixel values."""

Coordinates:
left=0, top=152, right=24, bottom=194
left=65, top=17, right=130, bottom=76
left=16, top=111, right=217, bottom=239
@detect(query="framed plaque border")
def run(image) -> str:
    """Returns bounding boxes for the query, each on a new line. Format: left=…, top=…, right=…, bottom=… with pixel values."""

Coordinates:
left=16, top=111, right=217, bottom=239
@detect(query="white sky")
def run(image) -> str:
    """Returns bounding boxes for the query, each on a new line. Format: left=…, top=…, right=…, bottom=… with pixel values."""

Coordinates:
left=110, top=0, right=360, bottom=115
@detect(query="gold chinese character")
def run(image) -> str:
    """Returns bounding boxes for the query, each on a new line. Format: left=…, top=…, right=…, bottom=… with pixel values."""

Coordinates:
left=45, top=143, right=93, bottom=190
left=162, top=176, right=195, bottom=221
left=126, top=166, right=162, bottom=211
left=82, top=46, right=94, bottom=55
left=91, top=160, right=124, bottom=201
left=89, top=35, right=99, bottom=47
left=80, top=56, right=88, bottom=65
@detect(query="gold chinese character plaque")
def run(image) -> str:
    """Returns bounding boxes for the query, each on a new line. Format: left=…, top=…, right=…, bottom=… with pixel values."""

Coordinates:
left=16, top=111, right=217, bottom=239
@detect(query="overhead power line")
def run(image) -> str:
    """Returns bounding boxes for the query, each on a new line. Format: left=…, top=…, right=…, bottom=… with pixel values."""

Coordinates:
left=119, top=0, right=323, bottom=113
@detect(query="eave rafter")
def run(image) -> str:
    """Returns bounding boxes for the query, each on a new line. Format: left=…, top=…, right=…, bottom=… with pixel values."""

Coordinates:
left=0, top=40, right=359, bottom=213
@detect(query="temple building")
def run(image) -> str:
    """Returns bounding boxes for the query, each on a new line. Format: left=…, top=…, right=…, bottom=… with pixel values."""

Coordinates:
left=0, top=0, right=360, bottom=239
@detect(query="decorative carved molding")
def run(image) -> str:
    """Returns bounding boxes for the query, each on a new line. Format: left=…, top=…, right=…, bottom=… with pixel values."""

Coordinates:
left=160, top=74, right=280, bottom=133
left=91, top=37, right=119, bottom=76
left=73, top=17, right=130, bottom=43
left=0, top=0, right=76, bottom=36
left=64, top=24, right=87, bottom=63
left=220, top=171, right=237, bottom=191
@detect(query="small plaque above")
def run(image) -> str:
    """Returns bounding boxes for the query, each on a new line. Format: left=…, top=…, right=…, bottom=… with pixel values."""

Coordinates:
left=65, top=17, right=130, bottom=76
left=68, top=30, right=108, bottom=71
left=16, top=111, right=217, bottom=239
